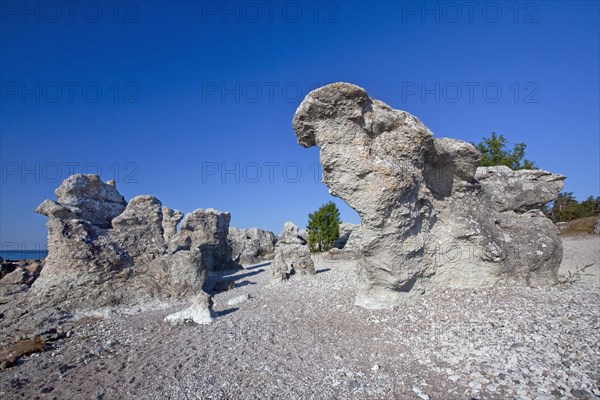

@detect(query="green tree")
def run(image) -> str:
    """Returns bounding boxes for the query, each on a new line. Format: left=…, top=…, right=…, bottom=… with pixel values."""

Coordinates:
left=547, top=192, right=600, bottom=222
left=307, top=202, right=341, bottom=252
left=475, top=132, right=536, bottom=170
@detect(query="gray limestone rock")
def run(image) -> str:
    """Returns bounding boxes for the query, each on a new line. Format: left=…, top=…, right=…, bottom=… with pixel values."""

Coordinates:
left=162, top=207, right=184, bottom=242
left=292, top=83, right=564, bottom=309
left=289, top=248, right=316, bottom=277
left=270, top=252, right=290, bottom=283
left=278, top=221, right=307, bottom=245
left=228, top=227, right=277, bottom=265
left=274, top=221, right=315, bottom=279
left=0, top=268, right=27, bottom=285
left=112, top=195, right=166, bottom=261
left=333, top=222, right=362, bottom=259
left=164, top=292, right=216, bottom=325
left=276, top=244, right=315, bottom=278
left=51, top=174, right=127, bottom=229
left=31, top=174, right=212, bottom=311
left=169, top=209, right=238, bottom=271
left=475, top=166, right=566, bottom=212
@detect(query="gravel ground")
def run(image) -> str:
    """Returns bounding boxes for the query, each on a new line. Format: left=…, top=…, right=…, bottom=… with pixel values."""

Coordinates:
left=0, top=235, right=598, bottom=399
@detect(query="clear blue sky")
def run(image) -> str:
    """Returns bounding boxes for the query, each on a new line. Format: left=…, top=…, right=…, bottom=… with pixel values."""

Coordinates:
left=1, top=1, right=598, bottom=249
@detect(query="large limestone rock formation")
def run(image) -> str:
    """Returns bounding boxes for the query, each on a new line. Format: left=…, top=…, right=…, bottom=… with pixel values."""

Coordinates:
left=32, top=174, right=231, bottom=311
left=228, top=227, right=277, bottom=265
left=292, top=83, right=565, bottom=309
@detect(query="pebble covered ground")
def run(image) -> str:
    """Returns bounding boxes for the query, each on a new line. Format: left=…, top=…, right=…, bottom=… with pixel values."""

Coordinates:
left=0, top=235, right=598, bottom=399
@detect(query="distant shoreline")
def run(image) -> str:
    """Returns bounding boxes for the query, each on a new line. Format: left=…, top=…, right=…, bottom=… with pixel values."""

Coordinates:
left=0, top=250, right=48, bottom=261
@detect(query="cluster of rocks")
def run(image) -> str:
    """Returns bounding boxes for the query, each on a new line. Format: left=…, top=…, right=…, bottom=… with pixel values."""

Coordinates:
left=0, top=236, right=597, bottom=398
left=2, top=83, right=571, bottom=332
left=293, top=82, right=566, bottom=309
left=31, top=174, right=238, bottom=313
left=0, top=259, right=43, bottom=286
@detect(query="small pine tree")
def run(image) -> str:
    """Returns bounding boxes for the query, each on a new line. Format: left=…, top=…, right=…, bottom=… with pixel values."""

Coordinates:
left=307, top=202, right=341, bottom=252
left=475, top=132, right=536, bottom=170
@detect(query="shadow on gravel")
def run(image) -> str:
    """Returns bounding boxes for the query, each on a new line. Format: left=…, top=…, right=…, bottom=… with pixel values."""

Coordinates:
left=210, top=269, right=264, bottom=281
left=245, top=262, right=272, bottom=270
left=229, top=270, right=264, bottom=281
left=204, top=269, right=264, bottom=295
left=235, top=280, right=256, bottom=288
left=316, top=268, right=332, bottom=274
left=217, top=308, right=239, bottom=317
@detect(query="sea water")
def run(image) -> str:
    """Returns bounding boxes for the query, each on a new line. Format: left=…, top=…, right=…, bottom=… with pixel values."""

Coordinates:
left=0, top=250, right=48, bottom=261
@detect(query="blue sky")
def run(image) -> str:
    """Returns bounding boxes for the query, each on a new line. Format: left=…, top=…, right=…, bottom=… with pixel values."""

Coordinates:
left=1, top=0, right=598, bottom=249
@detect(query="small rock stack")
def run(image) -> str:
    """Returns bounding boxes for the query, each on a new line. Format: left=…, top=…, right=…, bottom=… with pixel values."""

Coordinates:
left=270, top=222, right=315, bottom=283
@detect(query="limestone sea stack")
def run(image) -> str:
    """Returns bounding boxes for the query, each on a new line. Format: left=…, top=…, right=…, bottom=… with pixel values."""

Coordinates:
left=32, top=174, right=235, bottom=311
left=292, top=82, right=565, bottom=309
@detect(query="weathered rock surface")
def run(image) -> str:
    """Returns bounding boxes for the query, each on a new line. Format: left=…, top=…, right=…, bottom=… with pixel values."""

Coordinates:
left=30, top=174, right=226, bottom=311
left=164, top=292, right=216, bottom=325
left=593, top=217, right=600, bottom=235
left=38, top=174, right=127, bottom=229
left=278, top=221, right=307, bottom=245
left=162, top=207, right=184, bottom=242
left=112, top=195, right=166, bottom=261
left=272, top=222, right=315, bottom=280
left=475, top=166, right=566, bottom=212
left=335, top=222, right=359, bottom=249
left=0, top=268, right=28, bottom=286
left=270, top=252, right=290, bottom=283
left=228, top=227, right=277, bottom=265
left=145, top=250, right=207, bottom=300
left=288, top=246, right=316, bottom=277
left=292, top=82, right=565, bottom=308
left=330, top=222, right=362, bottom=259
left=273, top=244, right=315, bottom=279
left=169, top=209, right=239, bottom=271
left=298, top=229, right=308, bottom=243
left=1, top=259, right=42, bottom=283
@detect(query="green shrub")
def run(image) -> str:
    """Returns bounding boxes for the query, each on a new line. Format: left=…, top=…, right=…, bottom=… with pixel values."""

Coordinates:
left=474, top=132, right=536, bottom=170
left=307, top=202, right=340, bottom=252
